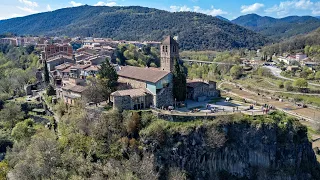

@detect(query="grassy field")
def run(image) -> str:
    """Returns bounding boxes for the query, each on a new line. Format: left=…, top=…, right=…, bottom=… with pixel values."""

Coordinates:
left=275, top=92, right=320, bottom=107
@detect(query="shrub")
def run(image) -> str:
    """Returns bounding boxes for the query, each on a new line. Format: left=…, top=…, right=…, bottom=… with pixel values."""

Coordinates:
left=276, top=80, right=284, bottom=89
left=284, top=81, right=293, bottom=91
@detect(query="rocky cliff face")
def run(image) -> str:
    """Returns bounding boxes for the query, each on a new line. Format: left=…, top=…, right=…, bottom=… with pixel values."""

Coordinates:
left=142, top=120, right=319, bottom=180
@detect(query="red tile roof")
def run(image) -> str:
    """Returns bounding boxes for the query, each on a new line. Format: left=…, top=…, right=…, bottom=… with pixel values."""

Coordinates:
left=117, top=66, right=171, bottom=83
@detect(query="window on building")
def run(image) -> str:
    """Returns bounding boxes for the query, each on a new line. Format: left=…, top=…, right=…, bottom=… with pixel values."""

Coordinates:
left=165, top=46, right=168, bottom=52
left=162, top=46, right=165, bottom=52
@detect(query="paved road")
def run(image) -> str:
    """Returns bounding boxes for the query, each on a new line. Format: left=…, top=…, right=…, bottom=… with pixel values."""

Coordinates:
left=265, top=66, right=320, bottom=87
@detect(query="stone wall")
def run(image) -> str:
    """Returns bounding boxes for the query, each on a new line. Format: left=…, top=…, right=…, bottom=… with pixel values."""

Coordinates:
left=156, top=113, right=218, bottom=122
left=190, top=83, right=220, bottom=101
left=118, top=77, right=146, bottom=89
left=156, top=84, right=174, bottom=108
left=113, top=95, right=132, bottom=111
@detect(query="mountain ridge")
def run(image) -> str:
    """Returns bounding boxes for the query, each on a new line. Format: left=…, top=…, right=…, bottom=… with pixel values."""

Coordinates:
left=0, top=5, right=268, bottom=50
left=232, top=13, right=320, bottom=40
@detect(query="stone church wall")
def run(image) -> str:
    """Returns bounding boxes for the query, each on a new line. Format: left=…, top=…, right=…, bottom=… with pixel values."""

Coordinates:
left=118, top=77, right=146, bottom=89
left=156, top=84, right=174, bottom=108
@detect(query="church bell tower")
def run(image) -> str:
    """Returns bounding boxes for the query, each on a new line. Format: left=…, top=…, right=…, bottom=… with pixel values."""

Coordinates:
left=160, top=36, right=179, bottom=72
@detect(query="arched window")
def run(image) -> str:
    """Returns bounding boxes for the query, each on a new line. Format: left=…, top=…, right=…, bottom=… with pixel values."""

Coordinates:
left=165, top=46, right=168, bottom=52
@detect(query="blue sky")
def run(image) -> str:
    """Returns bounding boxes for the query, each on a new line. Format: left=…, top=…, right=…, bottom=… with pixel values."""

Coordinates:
left=1, top=0, right=320, bottom=20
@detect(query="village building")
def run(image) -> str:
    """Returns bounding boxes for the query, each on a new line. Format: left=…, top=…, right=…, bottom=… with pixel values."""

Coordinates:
left=110, top=36, right=220, bottom=111
left=41, top=44, right=73, bottom=60
left=56, top=64, right=88, bottom=105
left=58, top=85, right=87, bottom=105
left=46, top=55, right=74, bottom=72
left=302, top=61, right=319, bottom=70
left=186, top=80, right=220, bottom=101
left=296, top=53, right=307, bottom=61
left=286, top=66, right=300, bottom=71
left=0, top=37, right=24, bottom=46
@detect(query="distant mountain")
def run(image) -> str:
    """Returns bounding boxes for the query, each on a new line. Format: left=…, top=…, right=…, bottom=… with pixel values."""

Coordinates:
left=215, top=16, right=229, bottom=22
left=0, top=6, right=268, bottom=50
left=316, top=16, right=320, bottom=19
left=232, top=14, right=320, bottom=40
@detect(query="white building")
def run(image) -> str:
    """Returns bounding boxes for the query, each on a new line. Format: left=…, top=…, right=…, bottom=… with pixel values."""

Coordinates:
left=296, top=53, right=307, bottom=61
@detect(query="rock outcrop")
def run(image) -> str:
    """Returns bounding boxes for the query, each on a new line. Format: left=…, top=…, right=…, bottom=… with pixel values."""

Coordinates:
left=142, top=119, right=320, bottom=180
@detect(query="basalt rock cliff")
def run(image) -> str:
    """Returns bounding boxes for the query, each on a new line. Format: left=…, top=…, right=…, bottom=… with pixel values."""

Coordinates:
left=140, top=115, right=320, bottom=180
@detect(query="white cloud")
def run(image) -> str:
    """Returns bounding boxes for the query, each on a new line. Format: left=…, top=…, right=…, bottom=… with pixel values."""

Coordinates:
left=241, top=3, right=264, bottom=13
left=265, top=0, right=320, bottom=16
left=170, top=5, right=191, bottom=12
left=18, top=0, right=38, bottom=7
left=0, top=14, right=24, bottom=20
left=170, top=5, right=227, bottom=16
left=47, top=4, right=52, bottom=11
left=69, top=1, right=83, bottom=7
left=180, top=5, right=192, bottom=12
left=17, top=6, right=38, bottom=13
left=94, top=1, right=117, bottom=6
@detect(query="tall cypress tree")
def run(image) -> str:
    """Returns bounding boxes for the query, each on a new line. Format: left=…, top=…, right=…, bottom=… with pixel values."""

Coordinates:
left=97, top=59, right=119, bottom=100
left=44, top=60, right=50, bottom=84
left=172, top=59, right=186, bottom=101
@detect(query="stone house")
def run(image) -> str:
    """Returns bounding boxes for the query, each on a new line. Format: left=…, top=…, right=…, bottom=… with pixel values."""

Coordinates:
left=57, top=85, right=87, bottom=105
left=111, top=88, right=153, bottom=111
left=46, top=56, right=74, bottom=72
left=111, top=66, right=174, bottom=110
left=187, top=80, right=220, bottom=102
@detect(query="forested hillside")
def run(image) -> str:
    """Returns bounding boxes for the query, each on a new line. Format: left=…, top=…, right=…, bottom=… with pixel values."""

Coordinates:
left=262, top=27, right=320, bottom=58
left=0, top=5, right=268, bottom=50
left=232, top=14, right=320, bottom=40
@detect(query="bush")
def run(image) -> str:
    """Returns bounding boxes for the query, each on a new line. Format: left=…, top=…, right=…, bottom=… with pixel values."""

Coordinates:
left=125, top=112, right=141, bottom=138
left=230, top=65, right=243, bottom=79
left=284, top=81, right=293, bottom=91
left=276, top=80, right=284, bottom=89
left=293, top=78, right=308, bottom=89
left=46, top=85, right=56, bottom=96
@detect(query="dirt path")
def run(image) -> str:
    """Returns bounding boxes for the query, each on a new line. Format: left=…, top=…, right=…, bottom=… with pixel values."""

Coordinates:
left=219, top=82, right=320, bottom=126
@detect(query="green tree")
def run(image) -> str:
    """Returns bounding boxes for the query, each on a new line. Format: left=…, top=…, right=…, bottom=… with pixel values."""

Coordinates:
left=172, top=60, right=186, bottom=102
left=25, top=45, right=35, bottom=55
left=257, top=67, right=270, bottom=77
left=97, top=59, right=118, bottom=101
left=230, top=65, right=242, bottom=79
left=293, top=78, right=308, bottom=89
left=44, top=60, right=50, bottom=84
left=46, top=84, right=56, bottom=96
left=284, top=81, right=293, bottom=91
left=0, top=102, right=24, bottom=129
left=82, top=77, right=104, bottom=105
left=307, top=73, right=315, bottom=80
left=8, top=130, right=61, bottom=180
left=125, top=112, right=141, bottom=138
left=11, top=119, right=36, bottom=142
left=276, top=80, right=284, bottom=89
left=315, top=71, right=320, bottom=80
left=0, top=161, right=9, bottom=180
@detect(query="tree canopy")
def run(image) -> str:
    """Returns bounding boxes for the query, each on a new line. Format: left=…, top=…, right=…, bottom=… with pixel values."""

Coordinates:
left=172, top=60, right=187, bottom=102
left=97, top=59, right=118, bottom=101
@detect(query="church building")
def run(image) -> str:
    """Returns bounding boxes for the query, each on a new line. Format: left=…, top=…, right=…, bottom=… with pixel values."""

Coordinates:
left=110, top=36, right=220, bottom=111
